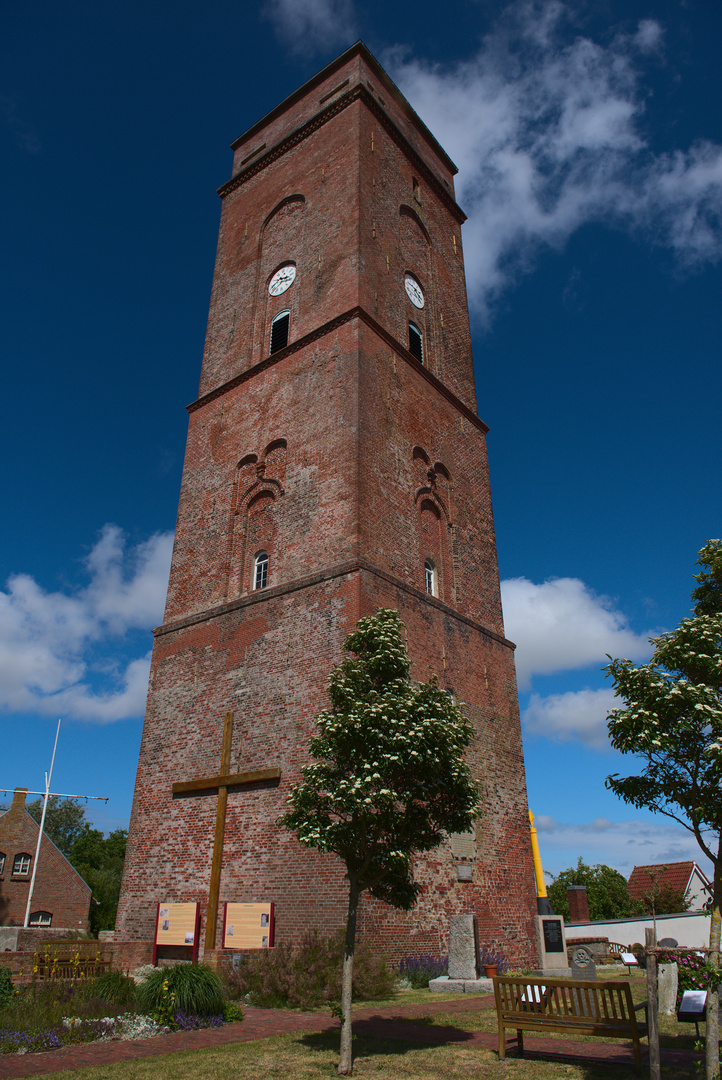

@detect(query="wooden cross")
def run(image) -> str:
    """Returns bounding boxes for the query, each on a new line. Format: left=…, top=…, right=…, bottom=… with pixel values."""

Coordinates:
left=171, top=711, right=281, bottom=951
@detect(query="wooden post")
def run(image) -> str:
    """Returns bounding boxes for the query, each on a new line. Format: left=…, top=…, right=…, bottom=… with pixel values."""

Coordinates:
left=205, top=712, right=234, bottom=951
left=645, top=927, right=660, bottom=1080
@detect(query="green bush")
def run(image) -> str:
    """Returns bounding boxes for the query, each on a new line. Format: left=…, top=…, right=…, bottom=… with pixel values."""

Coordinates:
left=0, top=967, right=13, bottom=1008
left=88, top=971, right=137, bottom=1009
left=136, top=963, right=224, bottom=1017
left=224, top=930, right=397, bottom=1009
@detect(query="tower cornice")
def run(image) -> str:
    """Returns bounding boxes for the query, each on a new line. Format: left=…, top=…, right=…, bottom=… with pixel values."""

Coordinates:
left=187, top=306, right=488, bottom=434
left=152, top=557, right=515, bottom=652
left=218, top=83, right=467, bottom=226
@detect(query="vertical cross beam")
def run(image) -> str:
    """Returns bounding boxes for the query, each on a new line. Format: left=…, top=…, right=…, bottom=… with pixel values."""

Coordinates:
left=205, top=711, right=234, bottom=951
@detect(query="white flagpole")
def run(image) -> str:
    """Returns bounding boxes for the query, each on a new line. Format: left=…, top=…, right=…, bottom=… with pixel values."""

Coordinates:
left=23, top=719, right=61, bottom=928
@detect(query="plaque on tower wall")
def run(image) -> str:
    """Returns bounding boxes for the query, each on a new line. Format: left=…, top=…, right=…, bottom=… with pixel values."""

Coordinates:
left=153, top=902, right=200, bottom=963
left=223, top=902, right=275, bottom=949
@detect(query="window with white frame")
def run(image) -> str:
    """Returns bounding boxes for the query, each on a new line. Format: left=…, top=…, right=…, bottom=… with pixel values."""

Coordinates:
left=29, top=911, right=52, bottom=927
left=0, top=852, right=5, bottom=876
left=254, top=550, right=269, bottom=590
left=13, top=853, right=31, bottom=876
left=424, top=559, right=436, bottom=596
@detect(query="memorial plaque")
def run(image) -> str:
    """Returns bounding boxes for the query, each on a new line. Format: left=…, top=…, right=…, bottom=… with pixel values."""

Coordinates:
left=223, top=902, right=275, bottom=949
left=542, top=918, right=564, bottom=952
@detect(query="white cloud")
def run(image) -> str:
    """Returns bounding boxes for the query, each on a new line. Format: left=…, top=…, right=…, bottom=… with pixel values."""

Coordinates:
left=0, top=526, right=173, bottom=723
left=535, top=815, right=713, bottom=879
left=523, top=687, right=617, bottom=749
left=263, top=0, right=357, bottom=57
left=388, top=1, right=722, bottom=319
left=500, top=575, right=653, bottom=689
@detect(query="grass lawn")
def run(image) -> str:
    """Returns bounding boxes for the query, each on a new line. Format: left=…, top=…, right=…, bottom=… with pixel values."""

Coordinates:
left=21, top=1028, right=700, bottom=1080
left=22, top=973, right=707, bottom=1080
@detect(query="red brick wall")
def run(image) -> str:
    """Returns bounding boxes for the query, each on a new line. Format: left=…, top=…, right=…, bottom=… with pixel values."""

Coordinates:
left=0, top=790, right=91, bottom=930
left=567, top=886, right=591, bottom=923
left=116, top=43, right=539, bottom=969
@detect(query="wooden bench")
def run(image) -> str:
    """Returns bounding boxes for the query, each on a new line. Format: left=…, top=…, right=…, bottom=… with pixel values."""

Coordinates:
left=493, top=976, right=648, bottom=1073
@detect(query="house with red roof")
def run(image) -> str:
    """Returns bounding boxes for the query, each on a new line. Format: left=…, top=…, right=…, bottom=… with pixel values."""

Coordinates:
left=0, top=788, right=91, bottom=930
left=627, top=861, right=710, bottom=912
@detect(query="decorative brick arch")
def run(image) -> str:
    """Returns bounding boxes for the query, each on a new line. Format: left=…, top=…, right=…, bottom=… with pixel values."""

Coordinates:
left=253, top=195, right=306, bottom=362
left=226, top=439, right=288, bottom=598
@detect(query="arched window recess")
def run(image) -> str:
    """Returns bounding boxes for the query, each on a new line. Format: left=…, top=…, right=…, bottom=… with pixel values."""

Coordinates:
left=254, top=550, right=269, bottom=590
left=270, top=310, right=290, bottom=354
left=408, top=322, right=423, bottom=363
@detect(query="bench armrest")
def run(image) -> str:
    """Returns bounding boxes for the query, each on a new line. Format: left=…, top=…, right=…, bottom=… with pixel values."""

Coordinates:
left=633, top=1000, right=648, bottom=1012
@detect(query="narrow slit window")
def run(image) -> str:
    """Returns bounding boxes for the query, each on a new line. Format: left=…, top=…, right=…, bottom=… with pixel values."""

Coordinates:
left=254, top=550, right=269, bottom=590
left=409, top=322, right=423, bottom=363
left=270, top=311, right=290, bottom=354
left=425, top=559, right=436, bottom=596
left=0, top=852, right=5, bottom=876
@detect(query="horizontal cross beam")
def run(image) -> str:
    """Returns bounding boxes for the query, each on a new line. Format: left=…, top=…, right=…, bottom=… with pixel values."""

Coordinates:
left=172, top=767, right=281, bottom=796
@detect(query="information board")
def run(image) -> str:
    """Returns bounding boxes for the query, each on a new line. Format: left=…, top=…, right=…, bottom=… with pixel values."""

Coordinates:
left=223, top=902, right=275, bottom=949
left=153, top=902, right=200, bottom=962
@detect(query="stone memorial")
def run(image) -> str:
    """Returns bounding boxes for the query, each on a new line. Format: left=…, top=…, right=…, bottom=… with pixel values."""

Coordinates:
left=658, top=962, right=679, bottom=1015
left=570, top=945, right=597, bottom=981
left=533, top=914, right=571, bottom=976
left=430, top=914, right=489, bottom=993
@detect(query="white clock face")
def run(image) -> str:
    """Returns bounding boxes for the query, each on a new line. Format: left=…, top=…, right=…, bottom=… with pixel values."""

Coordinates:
left=404, top=273, right=424, bottom=309
left=268, top=265, right=297, bottom=296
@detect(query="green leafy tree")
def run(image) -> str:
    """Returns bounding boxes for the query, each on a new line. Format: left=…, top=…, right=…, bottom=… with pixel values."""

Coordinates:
left=68, top=826, right=128, bottom=935
left=547, top=857, right=639, bottom=921
left=26, top=796, right=87, bottom=856
left=281, top=609, right=480, bottom=1076
left=605, top=539, right=722, bottom=1080
left=26, top=797, right=127, bottom=934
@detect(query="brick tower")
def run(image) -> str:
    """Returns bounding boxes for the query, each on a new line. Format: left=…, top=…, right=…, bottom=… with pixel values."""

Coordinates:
left=115, top=42, right=538, bottom=967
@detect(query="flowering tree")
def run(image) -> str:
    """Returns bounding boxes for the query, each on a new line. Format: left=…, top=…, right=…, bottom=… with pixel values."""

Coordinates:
left=281, top=608, right=480, bottom=1076
left=605, top=540, right=722, bottom=1080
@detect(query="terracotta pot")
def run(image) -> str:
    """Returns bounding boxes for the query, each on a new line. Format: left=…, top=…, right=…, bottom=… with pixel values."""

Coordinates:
left=483, top=964, right=498, bottom=978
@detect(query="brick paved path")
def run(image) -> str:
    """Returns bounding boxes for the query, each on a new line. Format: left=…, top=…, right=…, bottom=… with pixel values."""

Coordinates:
left=0, top=995, right=701, bottom=1077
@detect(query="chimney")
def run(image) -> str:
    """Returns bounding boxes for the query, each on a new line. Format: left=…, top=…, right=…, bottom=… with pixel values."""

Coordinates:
left=567, top=885, right=590, bottom=923
left=10, top=788, right=28, bottom=813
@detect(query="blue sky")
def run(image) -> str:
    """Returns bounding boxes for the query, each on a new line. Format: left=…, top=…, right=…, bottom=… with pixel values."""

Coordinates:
left=1, top=0, right=720, bottom=882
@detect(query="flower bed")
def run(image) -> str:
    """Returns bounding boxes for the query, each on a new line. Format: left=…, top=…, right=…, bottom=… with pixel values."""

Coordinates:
left=0, top=962, right=242, bottom=1056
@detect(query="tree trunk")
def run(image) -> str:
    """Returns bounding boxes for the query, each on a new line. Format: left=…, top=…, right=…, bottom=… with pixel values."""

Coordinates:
left=338, top=877, right=359, bottom=1076
left=706, top=837, right=721, bottom=1080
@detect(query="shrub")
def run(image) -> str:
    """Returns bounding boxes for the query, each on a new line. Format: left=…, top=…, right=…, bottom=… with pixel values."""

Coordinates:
left=0, top=969, right=13, bottom=1009
left=396, top=955, right=448, bottom=988
left=224, top=930, right=396, bottom=1009
left=659, top=950, right=721, bottom=1007
left=88, top=971, right=137, bottom=1009
left=136, top=963, right=225, bottom=1017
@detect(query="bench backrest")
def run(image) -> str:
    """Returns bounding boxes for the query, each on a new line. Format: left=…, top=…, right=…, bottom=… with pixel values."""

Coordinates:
left=494, top=976, right=638, bottom=1028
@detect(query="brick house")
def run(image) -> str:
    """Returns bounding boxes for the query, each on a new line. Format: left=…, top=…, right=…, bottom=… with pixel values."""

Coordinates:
left=627, top=861, right=711, bottom=912
left=0, top=788, right=91, bottom=930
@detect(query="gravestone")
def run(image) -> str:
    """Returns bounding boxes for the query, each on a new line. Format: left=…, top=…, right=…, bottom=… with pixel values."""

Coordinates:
left=570, top=945, right=597, bottom=981
left=658, top=962, right=679, bottom=1015
left=430, top=914, right=488, bottom=993
left=449, top=914, right=480, bottom=980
